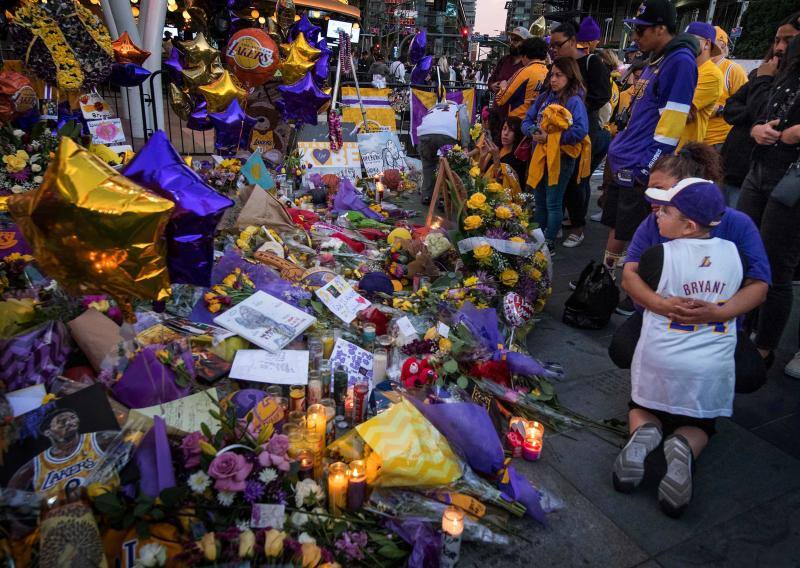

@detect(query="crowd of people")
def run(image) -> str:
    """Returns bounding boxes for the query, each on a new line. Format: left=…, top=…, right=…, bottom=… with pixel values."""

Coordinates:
left=415, top=0, right=800, bottom=518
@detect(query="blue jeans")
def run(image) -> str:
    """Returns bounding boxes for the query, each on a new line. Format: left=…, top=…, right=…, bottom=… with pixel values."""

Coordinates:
left=534, top=156, right=577, bottom=242
left=723, top=183, right=741, bottom=208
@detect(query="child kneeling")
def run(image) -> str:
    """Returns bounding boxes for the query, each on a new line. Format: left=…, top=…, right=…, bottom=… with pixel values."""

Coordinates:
left=612, top=178, right=742, bottom=517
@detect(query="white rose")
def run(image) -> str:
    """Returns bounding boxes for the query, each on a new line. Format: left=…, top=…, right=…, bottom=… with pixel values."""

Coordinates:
left=135, top=543, right=167, bottom=567
left=12, top=129, right=24, bottom=138
left=33, top=176, right=43, bottom=184
left=10, top=185, right=22, bottom=193
left=290, top=511, right=309, bottom=528
left=30, top=164, right=41, bottom=173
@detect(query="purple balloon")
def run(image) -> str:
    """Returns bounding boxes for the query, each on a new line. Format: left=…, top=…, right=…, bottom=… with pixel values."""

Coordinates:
left=408, top=29, right=427, bottom=65
left=276, top=72, right=331, bottom=126
left=122, top=130, right=234, bottom=286
left=289, top=13, right=321, bottom=46
left=209, top=98, right=258, bottom=156
left=186, top=98, right=213, bottom=131
left=55, top=101, right=86, bottom=133
left=109, top=62, right=151, bottom=87
left=410, top=55, right=433, bottom=84
left=313, top=48, right=331, bottom=85
left=163, top=47, right=184, bottom=85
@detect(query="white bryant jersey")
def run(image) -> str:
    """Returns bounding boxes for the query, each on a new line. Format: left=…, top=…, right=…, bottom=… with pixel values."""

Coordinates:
left=631, top=238, right=743, bottom=418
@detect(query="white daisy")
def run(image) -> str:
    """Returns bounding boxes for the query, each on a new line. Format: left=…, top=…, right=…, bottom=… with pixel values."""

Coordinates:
left=298, top=532, right=316, bottom=544
left=236, top=519, right=251, bottom=532
left=259, top=467, right=278, bottom=485
left=217, top=490, right=235, bottom=506
left=188, top=471, right=211, bottom=494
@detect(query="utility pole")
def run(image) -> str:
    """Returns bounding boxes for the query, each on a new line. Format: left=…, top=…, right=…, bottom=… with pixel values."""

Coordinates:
left=706, top=0, right=717, bottom=23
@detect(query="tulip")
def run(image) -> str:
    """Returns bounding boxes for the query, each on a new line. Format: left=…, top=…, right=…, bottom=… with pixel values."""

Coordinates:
left=264, top=529, right=286, bottom=558
left=301, top=542, right=322, bottom=567
left=198, top=532, right=217, bottom=562
left=238, top=529, right=256, bottom=558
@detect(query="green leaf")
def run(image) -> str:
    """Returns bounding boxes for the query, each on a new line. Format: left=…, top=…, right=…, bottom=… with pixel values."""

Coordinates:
left=93, top=492, right=125, bottom=515
left=333, top=521, right=348, bottom=537
left=443, top=359, right=458, bottom=374
left=540, top=380, right=554, bottom=396
left=201, top=422, right=213, bottom=440
left=136, top=520, right=151, bottom=540
left=377, top=544, right=408, bottom=559
left=150, top=508, right=166, bottom=521
left=159, top=486, right=187, bottom=509
left=310, top=300, right=326, bottom=315
left=457, top=375, right=470, bottom=389
left=133, top=501, right=152, bottom=518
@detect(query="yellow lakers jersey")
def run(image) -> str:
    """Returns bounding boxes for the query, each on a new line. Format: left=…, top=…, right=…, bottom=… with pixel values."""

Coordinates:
left=33, top=433, right=105, bottom=495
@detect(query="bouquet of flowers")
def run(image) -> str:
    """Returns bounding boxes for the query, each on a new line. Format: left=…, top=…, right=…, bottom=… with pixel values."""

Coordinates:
left=202, top=267, right=256, bottom=314
left=437, top=144, right=471, bottom=177
left=199, top=158, right=242, bottom=196
left=0, top=125, right=60, bottom=194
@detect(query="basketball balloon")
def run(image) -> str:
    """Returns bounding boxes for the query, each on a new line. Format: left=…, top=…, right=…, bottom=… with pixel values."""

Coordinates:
left=225, top=28, right=280, bottom=86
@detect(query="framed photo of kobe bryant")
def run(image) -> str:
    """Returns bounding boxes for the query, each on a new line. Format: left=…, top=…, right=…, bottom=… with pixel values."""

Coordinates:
left=0, top=383, right=119, bottom=497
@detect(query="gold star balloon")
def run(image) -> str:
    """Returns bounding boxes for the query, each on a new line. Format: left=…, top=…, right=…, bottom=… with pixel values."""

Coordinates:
left=7, top=138, right=174, bottom=314
left=112, top=31, right=151, bottom=65
left=181, top=55, right=225, bottom=91
left=198, top=69, right=247, bottom=113
left=179, top=32, right=220, bottom=68
left=280, top=33, right=319, bottom=85
left=168, top=83, right=193, bottom=120
left=529, top=16, right=547, bottom=38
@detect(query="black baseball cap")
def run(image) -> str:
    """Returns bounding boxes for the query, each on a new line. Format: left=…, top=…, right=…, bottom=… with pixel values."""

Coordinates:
left=624, top=0, right=677, bottom=29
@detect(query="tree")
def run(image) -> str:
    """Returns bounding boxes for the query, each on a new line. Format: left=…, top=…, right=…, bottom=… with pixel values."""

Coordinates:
left=734, top=0, right=797, bottom=59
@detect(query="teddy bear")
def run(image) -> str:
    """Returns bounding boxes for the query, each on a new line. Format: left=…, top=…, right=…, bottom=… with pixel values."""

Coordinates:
left=400, top=357, right=437, bottom=389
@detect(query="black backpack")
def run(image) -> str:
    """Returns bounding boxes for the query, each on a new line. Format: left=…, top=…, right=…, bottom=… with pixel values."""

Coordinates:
left=563, top=261, right=619, bottom=329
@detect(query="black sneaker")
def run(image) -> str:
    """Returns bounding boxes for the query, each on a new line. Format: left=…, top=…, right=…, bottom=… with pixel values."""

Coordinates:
left=658, top=435, right=693, bottom=518
left=612, top=423, right=663, bottom=493
left=615, top=296, right=635, bottom=316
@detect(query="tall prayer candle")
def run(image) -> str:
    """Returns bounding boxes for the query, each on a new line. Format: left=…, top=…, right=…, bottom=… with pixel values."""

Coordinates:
left=306, top=404, right=327, bottom=438
left=346, top=459, right=367, bottom=511
left=440, top=506, right=464, bottom=568
left=327, top=462, right=349, bottom=517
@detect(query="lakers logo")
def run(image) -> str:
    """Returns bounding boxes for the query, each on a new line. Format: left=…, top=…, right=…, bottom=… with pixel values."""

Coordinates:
left=699, top=256, right=712, bottom=268
left=226, top=35, right=275, bottom=70
left=0, top=231, right=18, bottom=250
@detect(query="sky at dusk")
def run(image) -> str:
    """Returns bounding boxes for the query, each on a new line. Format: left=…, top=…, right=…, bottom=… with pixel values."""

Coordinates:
left=474, top=0, right=508, bottom=34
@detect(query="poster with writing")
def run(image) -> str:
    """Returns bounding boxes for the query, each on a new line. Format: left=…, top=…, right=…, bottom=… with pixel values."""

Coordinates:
left=135, top=389, right=220, bottom=434
left=329, top=338, right=374, bottom=385
left=88, top=118, right=126, bottom=145
left=357, top=131, right=407, bottom=177
left=296, top=140, right=361, bottom=180
left=315, top=276, right=371, bottom=324
left=229, top=349, right=310, bottom=385
left=78, top=92, right=113, bottom=121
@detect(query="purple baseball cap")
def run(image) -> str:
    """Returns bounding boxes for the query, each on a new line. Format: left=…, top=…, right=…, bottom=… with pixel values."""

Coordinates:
left=685, top=22, right=723, bottom=56
left=624, top=0, right=677, bottom=29
left=645, top=177, right=726, bottom=227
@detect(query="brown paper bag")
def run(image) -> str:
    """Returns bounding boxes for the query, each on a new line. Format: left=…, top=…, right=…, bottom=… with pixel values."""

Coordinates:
left=67, top=309, right=122, bottom=372
left=235, top=184, right=297, bottom=232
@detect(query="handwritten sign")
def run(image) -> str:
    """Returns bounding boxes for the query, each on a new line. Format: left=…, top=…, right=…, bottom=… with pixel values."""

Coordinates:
left=296, top=140, right=361, bottom=180
left=79, top=92, right=113, bottom=121
left=315, top=276, right=371, bottom=324
left=357, top=131, right=407, bottom=177
left=136, top=389, right=220, bottom=434
left=88, top=118, right=126, bottom=145
left=229, top=349, right=310, bottom=385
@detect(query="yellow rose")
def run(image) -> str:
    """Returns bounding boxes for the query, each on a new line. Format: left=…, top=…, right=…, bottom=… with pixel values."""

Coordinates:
left=198, top=532, right=218, bottom=562
left=239, top=530, right=256, bottom=558
left=486, top=182, right=503, bottom=193
left=439, top=337, right=452, bottom=352
left=467, top=193, right=487, bottom=209
left=463, top=215, right=483, bottom=230
left=521, top=220, right=529, bottom=229
left=207, top=301, right=222, bottom=314
left=469, top=166, right=481, bottom=178
left=86, top=482, right=112, bottom=499
left=453, top=145, right=462, bottom=152
left=463, top=276, right=479, bottom=287
left=473, top=243, right=493, bottom=261
left=3, top=151, right=28, bottom=173
left=509, top=236, right=525, bottom=243
left=501, top=268, right=519, bottom=287
left=222, top=274, right=237, bottom=287
left=496, top=206, right=512, bottom=219
left=530, top=268, right=543, bottom=280
left=264, top=529, right=286, bottom=557
left=87, top=299, right=110, bottom=313
left=301, top=542, right=322, bottom=567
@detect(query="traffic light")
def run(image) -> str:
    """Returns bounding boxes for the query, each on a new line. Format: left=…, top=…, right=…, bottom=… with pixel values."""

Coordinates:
left=460, top=26, right=469, bottom=38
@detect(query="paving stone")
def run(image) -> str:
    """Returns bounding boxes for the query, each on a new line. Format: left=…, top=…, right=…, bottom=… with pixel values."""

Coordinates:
left=749, top=414, right=800, bottom=460
left=655, top=488, right=800, bottom=568
left=460, top=460, right=649, bottom=568
left=543, top=421, right=800, bottom=556
left=556, top=367, right=632, bottom=421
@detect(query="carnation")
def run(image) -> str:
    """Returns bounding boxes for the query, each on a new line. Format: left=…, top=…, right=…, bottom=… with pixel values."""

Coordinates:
left=294, top=478, right=324, bottom=508
left=259, top=467, right=278, bottom=485
left=217, top=491, right=236, bottom=506
left=188, top=471, right=211, bottom=494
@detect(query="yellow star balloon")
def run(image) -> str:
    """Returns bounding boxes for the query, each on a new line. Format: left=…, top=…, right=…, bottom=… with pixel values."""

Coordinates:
left=530, top=16, right=547, bottom=38
left=179, top=32, right=220, bottom=68
left=168, top=83, right=193, bottom=120
left=280, top=32, right=319, bottom=85
left=7, top=138, right=174, bottom=314
left=197, top=69, right=248, bottom=113
left=181, top=55, right=225, bottom=91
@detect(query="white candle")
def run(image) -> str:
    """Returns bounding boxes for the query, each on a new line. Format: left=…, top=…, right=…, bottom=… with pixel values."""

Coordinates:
left=440, top=506, right=464, bottom=568
left=373, top=348, right=388, bottom=384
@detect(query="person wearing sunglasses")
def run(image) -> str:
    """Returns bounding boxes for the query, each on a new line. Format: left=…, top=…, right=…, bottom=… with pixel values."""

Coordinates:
left=600, top=0, right=699, bottom=313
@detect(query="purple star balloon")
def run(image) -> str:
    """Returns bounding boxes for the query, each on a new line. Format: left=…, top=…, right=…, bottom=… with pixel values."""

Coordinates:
left=163, top=47, right=184, bottom=85
left=276, top=71, right=331, bottom=126
left=314, top=48, right=332, bottom=85
left=408, top=29, right=427, bottom=65
left=209, top=98, right=257, bottom=156
left=411, top=55, right=433, bottom=84
left=122, top=130, right=234, bottom=286
left=109, top=63, right=151, bottom=87
left=289, top=13, right=322, bottom=47
left=186, top=98, right=213, bottom=131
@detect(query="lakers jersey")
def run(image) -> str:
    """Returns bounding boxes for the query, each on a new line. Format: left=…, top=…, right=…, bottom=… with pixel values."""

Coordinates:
left=631, top=238, right=743, bottom=418
left=33, top=433, right=105, bottom=496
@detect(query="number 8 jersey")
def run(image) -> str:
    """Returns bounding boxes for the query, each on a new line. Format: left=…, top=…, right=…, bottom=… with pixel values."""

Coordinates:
left=631, top=237, right=743, bottom=418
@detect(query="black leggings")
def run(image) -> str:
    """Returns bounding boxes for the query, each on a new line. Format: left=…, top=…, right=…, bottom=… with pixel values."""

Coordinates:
left=609, top=312, right=767, bottom=394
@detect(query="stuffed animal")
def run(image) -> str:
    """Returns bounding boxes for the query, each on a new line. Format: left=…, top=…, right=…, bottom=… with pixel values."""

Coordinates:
left=400, top=357, right=437, bottom=389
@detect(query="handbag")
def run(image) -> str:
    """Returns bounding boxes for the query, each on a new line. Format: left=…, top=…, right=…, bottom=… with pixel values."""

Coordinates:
left=562, top=261, right=619, bottom=329
left=514, top=136, right=532, bottom=162
left=770, top=158, right=800, bottom=207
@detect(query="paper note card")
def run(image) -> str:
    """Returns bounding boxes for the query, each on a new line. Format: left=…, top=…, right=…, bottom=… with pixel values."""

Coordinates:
left=5, top=384, right=47, bottom=417
left=230, top=349, right=310, bottom=385
left=136, top=389, right=220, bottom=434
left=329, top=338, right=374, bottom=385
left=315, top=276, right=371, bottom=324
left=251, top=503, right=285, bottom=529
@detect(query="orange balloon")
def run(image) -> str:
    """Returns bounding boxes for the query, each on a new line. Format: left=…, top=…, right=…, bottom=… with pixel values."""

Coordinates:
left=112, top=31, right=151, bottom=65
left=0, top=71, right=37, bottom=121
left=225, top=28, right=281, bottom=86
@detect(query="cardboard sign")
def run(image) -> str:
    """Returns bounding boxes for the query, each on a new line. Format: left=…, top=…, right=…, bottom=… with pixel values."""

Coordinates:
left=79, top=92, right=113, bottom=121
left=315, top=276, right=371, bottom=324
left=296, top=140, right=361, bottom=180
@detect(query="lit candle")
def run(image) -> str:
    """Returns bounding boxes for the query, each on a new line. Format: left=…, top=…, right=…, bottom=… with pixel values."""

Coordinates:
left=321, top=334, right=335, bottom=359
left=320, top=398, right=336, bottom=445
left=440, top=506, right=464, bottom=568
left=376, top=181, right=385, bottom=204
left=327, top=462, right=349, bottom=517
left=522, top=437, right=542, bottom=461
left=289, top=385, right=306, bottom=412
left=525, top=421, right=544, bottom=443
left=346, top=459, right=367, bottom=511
left=306, top=404, right=327, bottom=439
left=287, top=430, right=305, bottom=459
left=297, top=449, right=314, bottom=480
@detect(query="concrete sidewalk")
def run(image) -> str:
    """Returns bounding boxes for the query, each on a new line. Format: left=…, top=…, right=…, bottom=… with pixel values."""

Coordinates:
left=458, top=182, right=800, bottom=567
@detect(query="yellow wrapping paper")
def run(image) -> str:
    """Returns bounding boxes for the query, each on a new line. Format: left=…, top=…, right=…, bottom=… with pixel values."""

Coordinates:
left=355, top=399, right=461, bottom=487
left=526, top=104, right=592, bottom=189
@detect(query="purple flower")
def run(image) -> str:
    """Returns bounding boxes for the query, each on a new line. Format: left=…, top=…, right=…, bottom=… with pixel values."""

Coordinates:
left=485, top=228, right=509, bottom=240
left=243, top=480, right=265, bottom=503
left=8, top=168, right=30, bottom=182
left=437, top=144, right=453, bottom=157
left=267, top=434, right=289, bottom=456
left=475, top=270, right=497, bottom=286
left=335, top=531, right=368, bottom=561
left=181, top=431, right=206, bottom=469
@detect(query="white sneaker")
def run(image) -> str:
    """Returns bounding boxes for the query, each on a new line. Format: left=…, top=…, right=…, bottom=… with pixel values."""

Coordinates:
left=562, top=233, right=585, bottom=248
left=590, top=211, right=603, bottom=222
left=784, top=351, right=800, bottom=378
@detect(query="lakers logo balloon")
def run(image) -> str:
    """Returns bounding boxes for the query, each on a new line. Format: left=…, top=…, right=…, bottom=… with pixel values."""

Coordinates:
left=225, top=28, right=281, bottom=86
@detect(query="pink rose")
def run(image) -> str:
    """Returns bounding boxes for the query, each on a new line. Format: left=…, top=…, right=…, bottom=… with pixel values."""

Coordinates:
left=208, top=452, right=253, bottom=492
left=258, top=451, right=291, bottom=472
left=267, top=434, right=289, bottom=456
left=181, top=431, right=206, bottom=469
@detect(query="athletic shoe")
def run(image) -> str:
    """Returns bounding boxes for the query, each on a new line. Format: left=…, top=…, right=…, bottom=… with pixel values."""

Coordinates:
left=784, top=351, right=800, bottom=378
left=612, top=423, right=662, bottom=493
left=615, top=296, right=636, bottom=316
left=562, top=233, right=585, bottom=248
left=658, top=435, right=693, bottom=518
left=590, top=211, right=603, bottom=222
left=545, top=240, right=556, bottom=258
